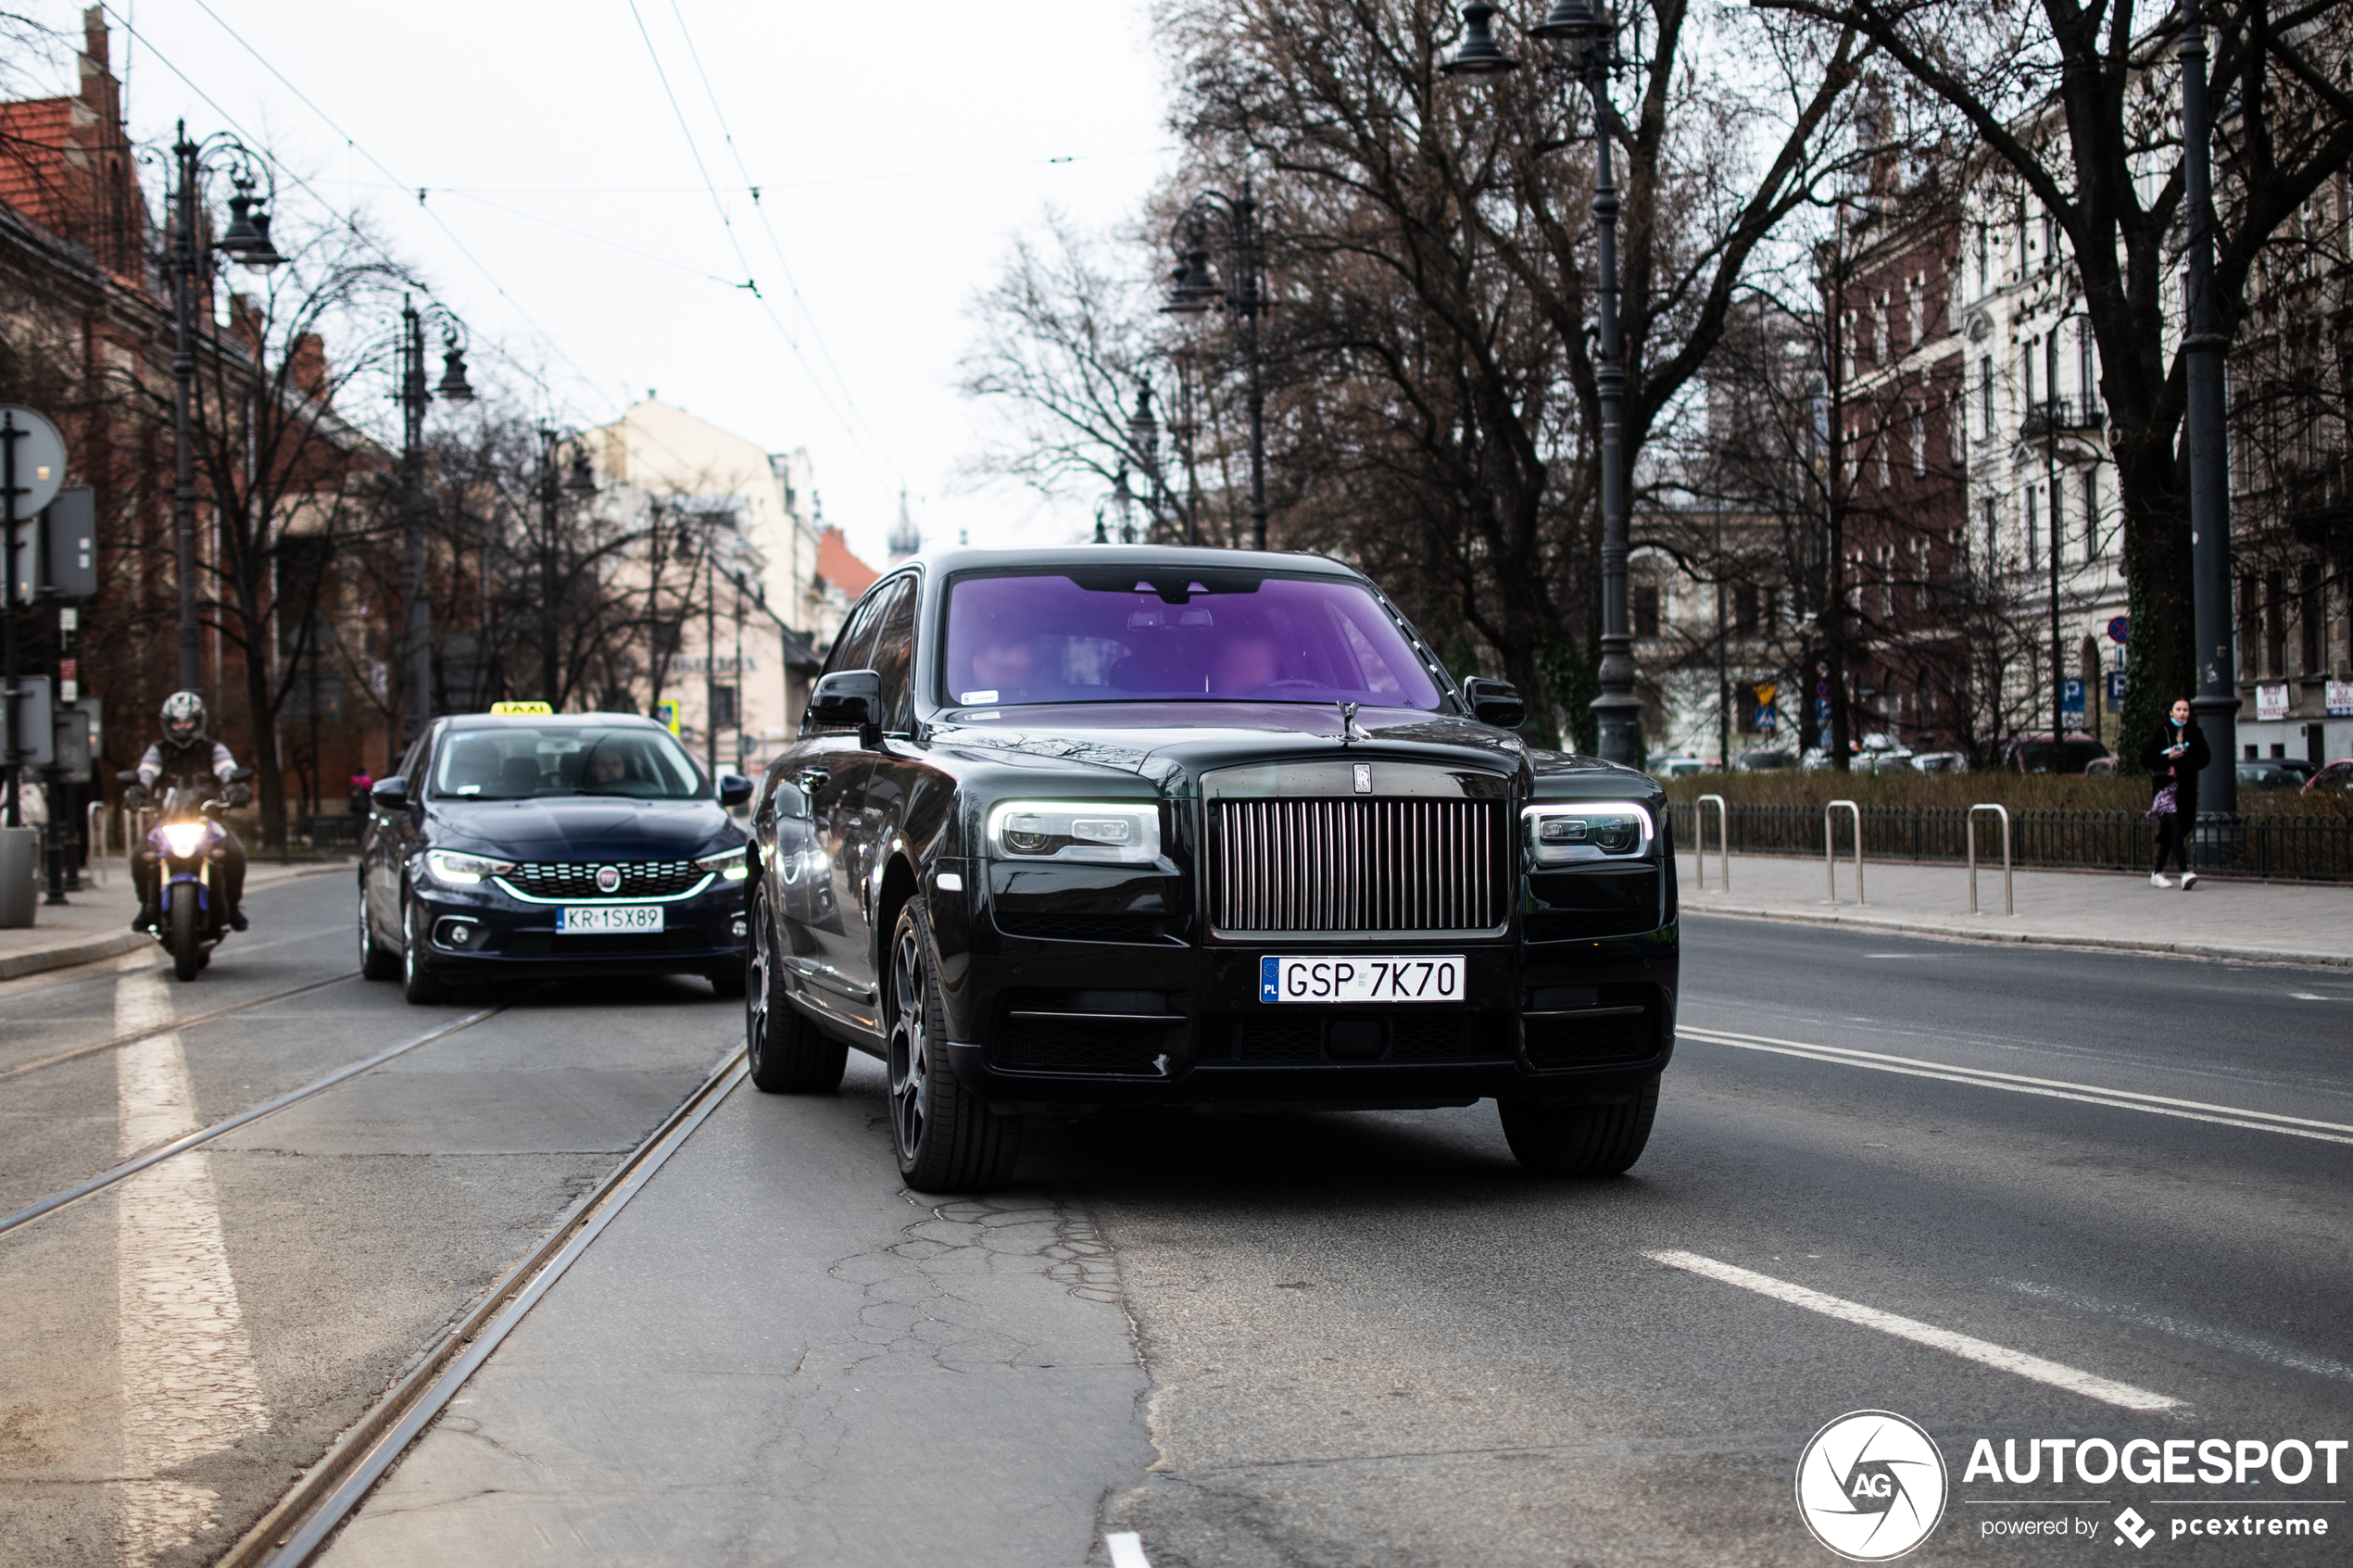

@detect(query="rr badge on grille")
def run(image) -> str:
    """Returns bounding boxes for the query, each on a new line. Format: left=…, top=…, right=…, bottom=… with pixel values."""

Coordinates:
left=1352, top=763, right=1372, bottom=794
left=594, top=865, right=622, bottom=894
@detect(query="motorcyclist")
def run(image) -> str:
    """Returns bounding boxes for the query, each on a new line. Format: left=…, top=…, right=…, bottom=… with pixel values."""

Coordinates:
left=130, top=691, right=251, bottom=934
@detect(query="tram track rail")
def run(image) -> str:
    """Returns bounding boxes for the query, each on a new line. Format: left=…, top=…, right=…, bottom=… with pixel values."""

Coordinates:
left=222, top=1046, right=750, bottom=1567
left=0, top=1002, right=510, bottom=1239
left=0, top=970, right=364, bottom=1085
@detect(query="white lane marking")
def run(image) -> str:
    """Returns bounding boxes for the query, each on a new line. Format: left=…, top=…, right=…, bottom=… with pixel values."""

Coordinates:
left=1998, top=1278, right=2353, bottom=1386
left=1105, top=1532, right=1153, bottom=1568
left=115, top=971, right=269, bottom=1563
left=1679, top=1025, right=2353, bottom=1146
left=1646, top=1250, right=2183, bottom=1412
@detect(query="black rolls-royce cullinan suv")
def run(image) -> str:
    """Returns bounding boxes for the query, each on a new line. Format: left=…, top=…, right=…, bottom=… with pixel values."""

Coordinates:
left=743, top=546, right=1677, bottom=1192
left=359, top=711, right=755, bottom=1004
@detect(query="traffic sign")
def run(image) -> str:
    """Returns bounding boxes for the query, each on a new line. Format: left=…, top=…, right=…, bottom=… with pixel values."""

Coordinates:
left=2107, top=616, right=2129, bottom=643
left=0, top=407, right=66, bottom=521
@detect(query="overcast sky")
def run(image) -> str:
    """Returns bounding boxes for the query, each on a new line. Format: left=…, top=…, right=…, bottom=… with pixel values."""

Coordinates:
left=21, top=0, right=1175, bottom=569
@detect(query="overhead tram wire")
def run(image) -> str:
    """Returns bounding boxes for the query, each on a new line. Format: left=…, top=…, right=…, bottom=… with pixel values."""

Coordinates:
left=661, top=0, right=896, bottom=485
left=116, top=0, right=608, bottom=425
left=623, top=0, right=901, bottom=494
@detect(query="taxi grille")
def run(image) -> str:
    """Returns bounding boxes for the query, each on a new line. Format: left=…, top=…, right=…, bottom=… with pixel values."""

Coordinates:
left=1209, top=797, right=1505, bottom=935
left=504, top=859, right=705, bottom=900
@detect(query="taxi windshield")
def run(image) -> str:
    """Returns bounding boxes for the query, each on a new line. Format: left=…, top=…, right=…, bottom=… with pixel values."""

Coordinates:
left=432, top=725, right=706, bottom=799
left=940, top=571, right=1445, bottom=710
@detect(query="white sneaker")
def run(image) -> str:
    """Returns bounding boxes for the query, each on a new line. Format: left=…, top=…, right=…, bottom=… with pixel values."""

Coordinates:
left=2150, top=872, right=2174, bottom=888
left=2181, top=872, right=2197, bottom=890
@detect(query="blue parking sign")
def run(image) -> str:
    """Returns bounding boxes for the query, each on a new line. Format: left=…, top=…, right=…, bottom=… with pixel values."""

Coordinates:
left=2061, top=678, right=2085, bottom=716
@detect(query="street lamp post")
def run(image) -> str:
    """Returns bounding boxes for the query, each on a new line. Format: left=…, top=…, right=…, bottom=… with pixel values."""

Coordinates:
left=1444, top=2, right=1643, bottom=766
left=2179, top=4, right=2237, bottom=822
left=165, top=122, right=283, bottom=696
left=534, top=429, right=598, bottom=707
left=1163, top=183, right=1270, bottom=551
left=396, top=296, right=473, bottom=746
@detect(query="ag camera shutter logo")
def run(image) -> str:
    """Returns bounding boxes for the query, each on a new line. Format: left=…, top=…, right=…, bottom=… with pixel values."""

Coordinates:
left=1795, top=1411, right=1948, bottom=1561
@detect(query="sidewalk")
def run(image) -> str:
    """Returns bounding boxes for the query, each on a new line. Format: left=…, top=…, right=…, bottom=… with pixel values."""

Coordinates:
left=0, top=854, right=351, bottom=979
left=1680, top=850, right=2352, bottom=968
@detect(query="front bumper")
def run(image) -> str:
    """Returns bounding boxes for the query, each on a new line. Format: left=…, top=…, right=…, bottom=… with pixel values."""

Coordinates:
left=932, top=871, right=1676, bottom=1108
left=409, top=876, right=748, bottom=979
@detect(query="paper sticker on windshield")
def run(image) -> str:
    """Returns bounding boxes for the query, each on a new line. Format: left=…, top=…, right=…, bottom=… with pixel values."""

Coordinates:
left=960, top=689, right=999, bottom=704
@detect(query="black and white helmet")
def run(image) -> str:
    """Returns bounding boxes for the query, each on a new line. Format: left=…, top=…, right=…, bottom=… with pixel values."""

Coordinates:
left=160, top=690, right=206, bottom=743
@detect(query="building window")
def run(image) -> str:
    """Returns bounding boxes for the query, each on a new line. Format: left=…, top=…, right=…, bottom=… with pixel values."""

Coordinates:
left=2083, top=471, right=2099, bottom=562
left=2049, top=478, right=2065, bottom=561
left=1982, top=498, right=1998, bottom=571
left=1633, top=584, right=1661, bottom=639
left=2302, top=574, right=2324, bottom=675
left=1734, top=583, right=1759, bottom=634
left=1981, top=359, right=1994, bottom=440
left=1910, top=408, right=1927, bottom=476
left=1908, top=277, right=1925, bottom=348
left=711, top=684, right=740, bottom=729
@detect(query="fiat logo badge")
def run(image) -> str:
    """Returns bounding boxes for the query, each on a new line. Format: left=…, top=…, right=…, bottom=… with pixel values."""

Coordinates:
left=595, top=865, right=622, bottom=894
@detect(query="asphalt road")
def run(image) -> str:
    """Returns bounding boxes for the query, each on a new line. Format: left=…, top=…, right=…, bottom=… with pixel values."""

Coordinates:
left=316, top=913, right=2352, bottom=1568
left=6, top=888, right=2347, bottom=1567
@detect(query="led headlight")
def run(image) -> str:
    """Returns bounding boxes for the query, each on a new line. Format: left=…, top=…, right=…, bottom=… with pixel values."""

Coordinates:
left=986, top=801, right=1163, bottom=865
left=159, top=822, right=208, bottom=858
left=696, top=846, right=750, bottom=882
left=425, top=849, right=518, bottom=886
left=1523, top=801, right=1654, bottom=865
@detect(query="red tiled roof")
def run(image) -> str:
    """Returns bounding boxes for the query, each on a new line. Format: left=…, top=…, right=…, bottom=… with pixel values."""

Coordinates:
left=817, top=526, right=879, bottom=596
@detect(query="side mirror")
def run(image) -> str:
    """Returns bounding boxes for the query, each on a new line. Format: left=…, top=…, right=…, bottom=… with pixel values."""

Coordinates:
left=807, top=670, right=882, bottom=732
left=1462, top=677, right=1526, bottom=730
left=717, top=772, right=754, bottom=808
left=369, top=776, right=411, bottom=810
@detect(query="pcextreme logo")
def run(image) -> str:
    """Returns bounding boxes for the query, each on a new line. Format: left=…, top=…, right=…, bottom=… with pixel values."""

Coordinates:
left=1796, top=1411, right=1950, bottom=1562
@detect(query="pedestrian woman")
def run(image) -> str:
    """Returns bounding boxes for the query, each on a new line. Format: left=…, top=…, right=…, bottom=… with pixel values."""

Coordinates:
left=2140, top=696, right=2209, bottom=889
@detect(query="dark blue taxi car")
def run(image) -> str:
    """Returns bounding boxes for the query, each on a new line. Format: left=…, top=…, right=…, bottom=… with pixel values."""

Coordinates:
left=358, top=711, right=754, bottom=1003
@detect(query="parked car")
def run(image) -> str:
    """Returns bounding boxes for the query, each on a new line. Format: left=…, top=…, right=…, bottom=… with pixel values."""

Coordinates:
left=2003, top=732, right=2112, bottom=774
left=1910, top=751, right=1970, bottom=774
left=2238, top=758, right=2317, bottom=789
left=1644, top=755, right=1710, bottom=779
left=2082, top=756, right=2116, bottom=778
left=1734, top=747, right=1795, bottom=771
left=743, top=546, right=1678, bottom=1191
left=358, top=712, right=755, bottom=1005
left=1853, top=741, right=1916, bottom=775
left=2304, top=759, right=2353, bottom=795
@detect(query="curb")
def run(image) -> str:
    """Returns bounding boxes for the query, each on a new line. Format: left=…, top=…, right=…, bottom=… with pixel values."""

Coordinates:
left=1685, top=902, right=2352, bottom=970
left=0, top=860, right=352, bottom=983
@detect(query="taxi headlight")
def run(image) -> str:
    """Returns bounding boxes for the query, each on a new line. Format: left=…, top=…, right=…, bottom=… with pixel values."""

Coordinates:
left=159, top=822, right=208, bottom=859
left=696, top=846, right=750, bottom=882
left=1524, top=801, right=1654, bottom=864
left=986, top=802, right=1162, bottom=864
left=425, top=849, right=517, bottom=886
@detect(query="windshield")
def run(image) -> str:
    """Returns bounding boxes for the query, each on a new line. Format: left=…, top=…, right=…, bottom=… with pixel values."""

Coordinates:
left=432, top=725, right=706, bottom=800
left=940, top=571, right=1446, bottom=710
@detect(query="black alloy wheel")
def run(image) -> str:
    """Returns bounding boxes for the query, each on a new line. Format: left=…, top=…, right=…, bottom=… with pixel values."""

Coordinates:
left=1497, top=1074, right=1661, bottom=1176
left=400, top=890, right=450, bottom=1005
left=884, top=897, right=1018, bottom=1192
left=744, top=888, right=845, bottom=1093
left=359, top=877, right=399, bottom=981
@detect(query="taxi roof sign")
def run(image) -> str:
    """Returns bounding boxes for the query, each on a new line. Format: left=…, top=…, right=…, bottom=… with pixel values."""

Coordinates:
left=488, top=701, right=554, bottom=716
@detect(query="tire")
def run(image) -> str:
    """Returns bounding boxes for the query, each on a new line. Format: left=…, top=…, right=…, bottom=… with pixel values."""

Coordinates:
left=1498, top=1075, right=1660, bottom=1176
left=169, top=888, right=200, bottom=983
left=885, top=897, right=1017, bottom=1192
left=400, top=891, right=450, bottom=1005
left=359, top=879, right=399, bottom=981
left=744, top=888, right=846, bottom=1093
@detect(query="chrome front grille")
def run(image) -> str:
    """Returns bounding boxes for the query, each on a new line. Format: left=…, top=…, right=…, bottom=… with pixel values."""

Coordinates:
left=504, top=860, right=704, bottom=900
left=1209, top=797, right=1506, bottom=935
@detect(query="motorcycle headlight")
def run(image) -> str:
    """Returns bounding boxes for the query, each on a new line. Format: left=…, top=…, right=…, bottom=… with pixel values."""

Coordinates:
left=696, top=846, right=749, bottom=882
left=1524, top=801, right=1654, bottom=865
left=160, top=822, right=208, bottom=859
left=986, top=802, right=1163, bottom=865
left=425, top=849, right=518, bottom=886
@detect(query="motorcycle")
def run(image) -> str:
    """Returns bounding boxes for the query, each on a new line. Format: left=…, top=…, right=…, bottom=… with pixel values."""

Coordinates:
left=120, top=767, right=253, bottom=983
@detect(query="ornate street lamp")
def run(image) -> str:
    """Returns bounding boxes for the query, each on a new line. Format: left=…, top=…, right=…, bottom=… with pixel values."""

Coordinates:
left=398, top=297, right=473, bottom=742
left=163, top=124, right=282, bottom=694
left=2179, top=2, right=2237, bottom=825
left=1443, top=3, right=1644, bottom=766
left=1162, top=184, right=1270, bottom=551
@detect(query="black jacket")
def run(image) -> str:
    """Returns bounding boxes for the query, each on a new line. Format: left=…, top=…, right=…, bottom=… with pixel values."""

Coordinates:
left=2140, top=721, right=2210, bottom=815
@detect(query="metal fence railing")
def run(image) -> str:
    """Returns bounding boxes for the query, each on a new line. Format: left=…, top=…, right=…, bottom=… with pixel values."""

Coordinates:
left=1667, top=801, right=2353, bottom=883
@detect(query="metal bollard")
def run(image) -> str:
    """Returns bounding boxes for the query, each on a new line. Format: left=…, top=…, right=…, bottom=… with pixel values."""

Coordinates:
left=82, top=800, right=106, bottom=886
left=1967, top=803, right=2013, bottom=916
left=1693, top=793, right=1729, bottom=891
left=1824, top=799, right=1863, bottom=905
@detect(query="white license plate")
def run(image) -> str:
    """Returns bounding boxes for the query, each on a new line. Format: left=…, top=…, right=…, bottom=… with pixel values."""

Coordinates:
left=1261, top=955, right=1465, bottom=1004
left=556, top=905, right=665, bottom=935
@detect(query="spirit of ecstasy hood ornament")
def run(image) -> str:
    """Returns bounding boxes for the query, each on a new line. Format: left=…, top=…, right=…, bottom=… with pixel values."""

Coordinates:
left=1337, top=702, right=1371, bottom=745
